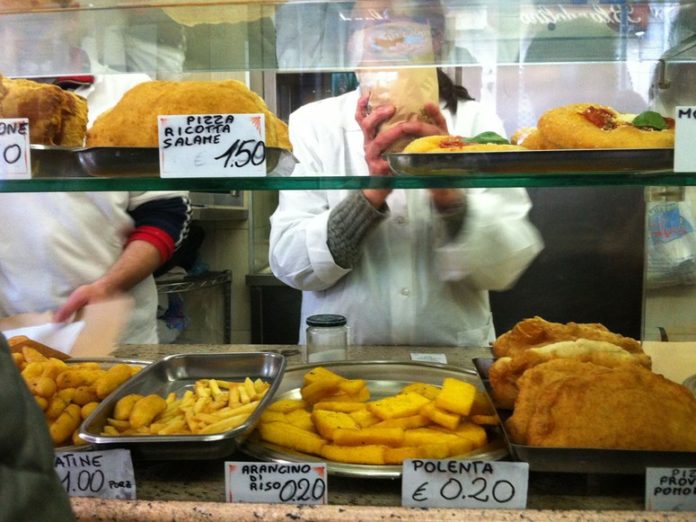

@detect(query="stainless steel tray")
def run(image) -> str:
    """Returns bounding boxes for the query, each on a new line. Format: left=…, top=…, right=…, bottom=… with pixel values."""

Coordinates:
left=388, top=148, right=674, bottom=176
left=79, top=352, right=286, bottom=460
left=473, top=357, right=696, bottom=474
left=30, top=146, right=296, bottom=178
left=241, top=360, right=508, bottom=478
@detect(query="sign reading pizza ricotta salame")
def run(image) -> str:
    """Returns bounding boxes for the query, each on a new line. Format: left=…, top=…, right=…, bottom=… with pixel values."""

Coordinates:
left=401, top=459, right=528, bottom=509
left=158, top=113, right=266, bottom=178
left=0, top=118, right=31, bottom=179
left=225, top=462, right=327, bottom=504
left=674, top=106, right=696, bottom=173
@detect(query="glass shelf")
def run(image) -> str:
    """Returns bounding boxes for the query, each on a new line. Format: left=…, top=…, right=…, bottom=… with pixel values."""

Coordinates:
left=0, top=1, right=684, bottom=77
left=3, top=172, right=695, bottom=193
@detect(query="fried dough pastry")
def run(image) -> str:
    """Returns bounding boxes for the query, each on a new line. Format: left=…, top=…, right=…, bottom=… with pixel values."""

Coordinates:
left=506, top=359, right=696, bottom=451
left=403, top=135, right=526, bottom=153
left=0, top=76, right=87, bottom=146
left=86, top=80, right=291, bottom=150
left=489, top=339, right=652, bottom=409
left=492, top=316, right=642, bottom=359
left=510, top=127, right=551, bottom=150
left=537, top=103, right=674, bottom=149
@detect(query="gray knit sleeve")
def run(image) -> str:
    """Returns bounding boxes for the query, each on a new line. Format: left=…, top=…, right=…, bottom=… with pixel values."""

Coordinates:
left=327, top=191, right=388, bottom=268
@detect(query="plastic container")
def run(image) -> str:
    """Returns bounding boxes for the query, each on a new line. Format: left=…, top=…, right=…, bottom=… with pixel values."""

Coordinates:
left=306, top=314, right=348, bottom=363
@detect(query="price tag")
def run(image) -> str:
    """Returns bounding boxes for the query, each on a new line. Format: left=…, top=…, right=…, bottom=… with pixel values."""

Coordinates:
left=410, top=353, right=448, bottom=364
left=54, top=449, right=136, bottom=500
left=646, top=467, right=696, bottom=511
left=225, top=462, right=327, bottom=504
left=0, top=118, right=31, bottom=179
left=158, top=113, right=266, bottom=178
left=674, top=106, right=696, bottom=173
left=402, top=459, right=528, bottom=509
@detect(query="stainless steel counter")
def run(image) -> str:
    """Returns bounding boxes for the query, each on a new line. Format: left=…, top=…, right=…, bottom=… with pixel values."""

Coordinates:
left=68, top=344, right=692, bottom=521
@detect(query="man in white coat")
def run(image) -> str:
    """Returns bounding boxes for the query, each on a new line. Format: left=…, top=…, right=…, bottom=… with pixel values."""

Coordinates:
left=269, top=69, right=543, bottom=347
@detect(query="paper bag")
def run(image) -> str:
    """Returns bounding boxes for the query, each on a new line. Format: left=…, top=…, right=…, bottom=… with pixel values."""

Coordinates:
left=0, top=295, right=133, bottom=358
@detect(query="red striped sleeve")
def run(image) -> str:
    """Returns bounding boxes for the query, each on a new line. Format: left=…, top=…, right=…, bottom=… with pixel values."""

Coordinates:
left=126, top=225, right=176, bottom=262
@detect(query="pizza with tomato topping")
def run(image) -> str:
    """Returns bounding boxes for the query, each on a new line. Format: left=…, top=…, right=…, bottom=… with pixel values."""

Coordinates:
left=533, top=103, right=674, bottom=149
left=403, top=133, right=527, bottom=153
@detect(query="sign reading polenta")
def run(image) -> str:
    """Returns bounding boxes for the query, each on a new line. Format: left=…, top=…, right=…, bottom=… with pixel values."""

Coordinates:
left=158, top=113, right=266, bottom=178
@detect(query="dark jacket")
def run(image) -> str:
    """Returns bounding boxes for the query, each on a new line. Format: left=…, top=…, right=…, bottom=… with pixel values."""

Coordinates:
left=0, top=334, right=74, bottom=522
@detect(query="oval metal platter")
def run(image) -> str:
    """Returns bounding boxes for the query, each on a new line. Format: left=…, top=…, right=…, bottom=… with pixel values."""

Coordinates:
left=241, top=360, right=508, bottom=479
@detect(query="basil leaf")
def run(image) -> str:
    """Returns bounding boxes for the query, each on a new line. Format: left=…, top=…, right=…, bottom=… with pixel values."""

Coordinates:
left=469, top=131, right=509, bottom=144
left=632, top=111, right=667, bottom=130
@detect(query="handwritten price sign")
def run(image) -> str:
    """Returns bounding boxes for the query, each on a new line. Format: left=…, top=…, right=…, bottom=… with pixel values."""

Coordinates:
left=646, top=467, right=696, bottom=511
left=401, top=460, right=528, bottom=509
left=675, top=106, right=696, bottom=173
left=54, top=449, right=136, bottom=500
left=0, top=118, right=31, bottom=179
left=225, top=462, right=327, bottom=505
left=158, top=113, right=266, bottom=178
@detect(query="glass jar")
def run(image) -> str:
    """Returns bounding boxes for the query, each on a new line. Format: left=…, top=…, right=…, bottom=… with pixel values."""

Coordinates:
left=305, top=314, right=348, bottom=363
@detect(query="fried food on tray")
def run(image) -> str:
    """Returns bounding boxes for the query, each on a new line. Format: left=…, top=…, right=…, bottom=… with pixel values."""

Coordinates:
left=510, top=127, right=552, bottom=150
left=489, top=338, right=652, bottom=409
left=256, top=366, right=495, bottom=465
left=506, top=359, right=696, bottom=451
left=102, top=377, right=270, bottom=436
left=0, top=76, right=88, bottom=146
left=86, top=79, right=291, bottom=150
left=492, top=315, right=642, bottom=359
left=8, top=335, right=71, bottom=361
left=12, top=347, right=141, bottom=446
left=404, top=134, right=526, bottom=153
left=536, top=103, right=674, bottom=149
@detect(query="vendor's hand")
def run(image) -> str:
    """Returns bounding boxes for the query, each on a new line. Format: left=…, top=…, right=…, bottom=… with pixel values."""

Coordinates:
left=356, top=96, right=449, bottom=208
left=53, top=280, right=116, bottom=323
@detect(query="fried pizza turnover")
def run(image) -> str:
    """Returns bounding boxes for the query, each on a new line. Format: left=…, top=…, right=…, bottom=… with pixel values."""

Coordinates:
left=492, top=316, right=642, bottom=359
left=537, top=103, right=674, bottom=149
left=404, top=134, right=526, bottom=153
left=506, top=359, right=696, bottom=451
left=0, top=76, right=88, bottom=146
left=87, top=80, right=291, bottom=150
left=488, top=338, right=652, bottom=409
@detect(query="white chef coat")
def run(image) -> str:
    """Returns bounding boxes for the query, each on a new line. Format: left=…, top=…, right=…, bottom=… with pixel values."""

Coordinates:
left=0, top=74, right=184, bottom=344
left=269, top=89, right=543, bottom=346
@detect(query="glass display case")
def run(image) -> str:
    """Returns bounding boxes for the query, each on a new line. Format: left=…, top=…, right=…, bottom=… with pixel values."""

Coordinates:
left=4, top=2, right=696, bottom=518
left=0, top=1, right=695, bottom=338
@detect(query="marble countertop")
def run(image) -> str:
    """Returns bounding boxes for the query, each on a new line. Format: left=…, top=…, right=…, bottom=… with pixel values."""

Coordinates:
left=67, top=344, right=692, bottom=521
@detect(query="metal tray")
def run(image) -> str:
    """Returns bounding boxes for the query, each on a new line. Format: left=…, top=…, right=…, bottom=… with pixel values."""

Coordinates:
left=30, top=145, right=84, bottom=178
left=473, top=357, right=696, bottom=474
left=79, top=352, right=286, bottom=460
left=77, top=146, right=295, bottom=177
left=56, top=357, right=151, bottom=453
left=241, top=360, right=508, bottom=478
left=29, top=146, right=296, bottom=178
left=388, top=148, right=674, bottom=176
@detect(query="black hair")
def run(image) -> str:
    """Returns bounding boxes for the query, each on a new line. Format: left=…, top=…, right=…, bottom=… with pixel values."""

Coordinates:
left=438, top=68, right=474, bottom=114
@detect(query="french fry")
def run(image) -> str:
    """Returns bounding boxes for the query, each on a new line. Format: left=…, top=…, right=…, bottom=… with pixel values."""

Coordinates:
left=198, top=413, right=248, bottom=434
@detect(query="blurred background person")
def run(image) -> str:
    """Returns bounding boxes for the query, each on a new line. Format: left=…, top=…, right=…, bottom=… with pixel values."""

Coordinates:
left=269, top=1, right=543, bottom=347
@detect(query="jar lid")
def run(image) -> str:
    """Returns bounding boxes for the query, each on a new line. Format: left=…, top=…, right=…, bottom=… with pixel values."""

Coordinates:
left=306, top=314, right=347, bottom=327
